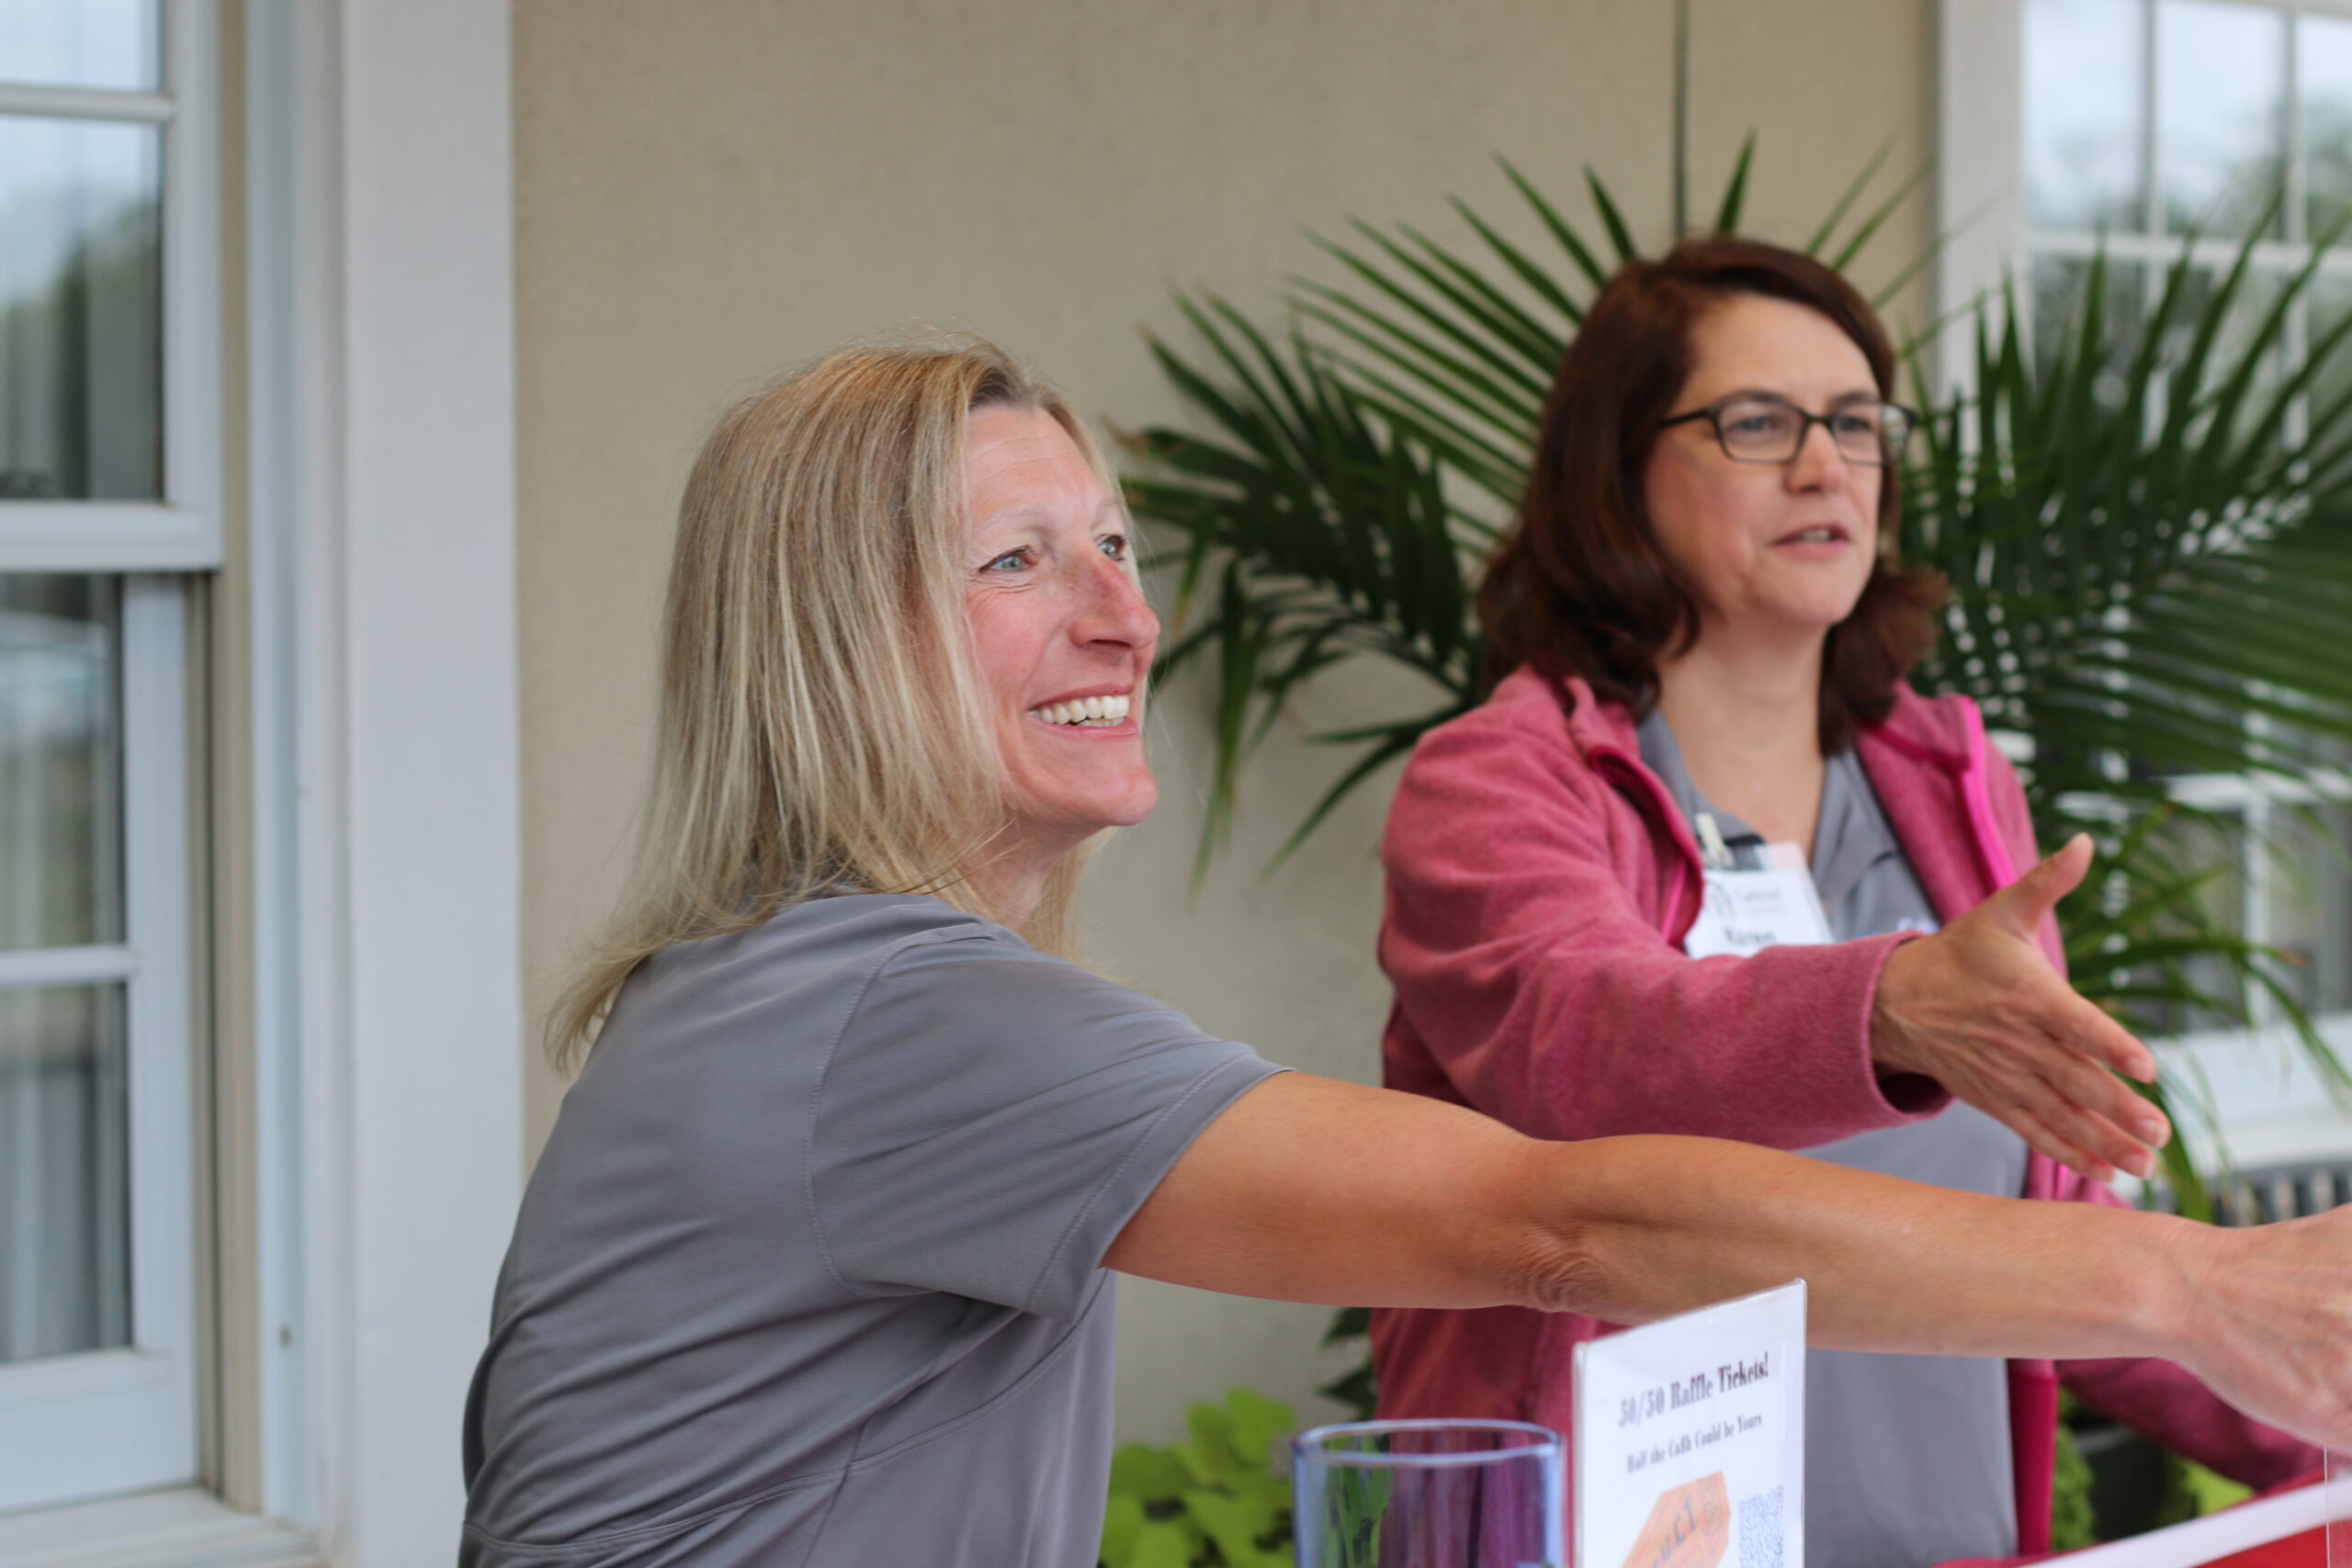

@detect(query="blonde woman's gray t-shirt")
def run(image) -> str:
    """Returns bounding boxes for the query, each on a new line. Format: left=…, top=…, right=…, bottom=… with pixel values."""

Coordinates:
left=459, top=895, right=1283, bottom=1568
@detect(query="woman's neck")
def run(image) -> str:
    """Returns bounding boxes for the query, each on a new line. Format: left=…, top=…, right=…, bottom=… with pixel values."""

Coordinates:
left=1654, top=626, right=1828, bottom=852
left=966, top=835, right=1072, bottom=933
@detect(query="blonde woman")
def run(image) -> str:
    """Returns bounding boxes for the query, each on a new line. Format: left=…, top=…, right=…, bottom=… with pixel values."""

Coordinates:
left=459, top=335, right=2352, bottom=1568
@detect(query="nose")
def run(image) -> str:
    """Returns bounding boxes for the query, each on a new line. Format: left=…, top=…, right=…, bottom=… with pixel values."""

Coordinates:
left=1072, top=548, right=1160, bottom=654
left=1783, top=417, right=1851, bottom=491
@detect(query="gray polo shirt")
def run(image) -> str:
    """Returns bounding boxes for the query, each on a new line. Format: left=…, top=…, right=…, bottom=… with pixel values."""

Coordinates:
left=460, top=894, right=1282, bottom=1568
left=1637, top=711, right=2029, bottom=1568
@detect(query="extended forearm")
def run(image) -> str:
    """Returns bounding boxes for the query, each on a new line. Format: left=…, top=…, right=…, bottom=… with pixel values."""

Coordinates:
left=1517, top=1134, right=2195, bottom=1361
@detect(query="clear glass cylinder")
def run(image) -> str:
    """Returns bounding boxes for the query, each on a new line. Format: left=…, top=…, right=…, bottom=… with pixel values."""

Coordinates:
left=1294, top=1418, right=1565, bottom=1568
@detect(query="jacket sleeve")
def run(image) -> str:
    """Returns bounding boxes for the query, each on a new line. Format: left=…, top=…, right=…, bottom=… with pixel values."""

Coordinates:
left=1378, top=705, right=1949, bottom=1145
left=2048, top=1170, right=2321, bottom=1488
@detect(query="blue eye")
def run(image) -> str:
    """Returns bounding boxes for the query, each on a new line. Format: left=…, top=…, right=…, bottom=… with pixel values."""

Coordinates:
left=1098, top=534, right=1129, bottom=561
left=984, top=548, right=1031, bottom=572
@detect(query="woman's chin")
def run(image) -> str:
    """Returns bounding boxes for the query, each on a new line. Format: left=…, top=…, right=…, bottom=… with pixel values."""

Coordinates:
left=1016, top=778, right=1160, bottom=846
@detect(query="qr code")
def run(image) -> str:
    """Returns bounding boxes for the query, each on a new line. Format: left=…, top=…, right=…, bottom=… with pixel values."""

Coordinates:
left=1737, top=1486, right=1784, bottom=1568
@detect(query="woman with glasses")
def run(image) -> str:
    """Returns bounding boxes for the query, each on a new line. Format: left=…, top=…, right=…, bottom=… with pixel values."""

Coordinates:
left=1371, top=238, right=2316, bottom=1568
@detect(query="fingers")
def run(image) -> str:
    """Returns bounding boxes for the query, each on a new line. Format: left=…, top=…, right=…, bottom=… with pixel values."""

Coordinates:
left=2023, top=1077, right=2157, bottom=1180
left=2081, top=1008, right=2160, bottom=1087
left=2005, top=1103, right=2120, bottom=1185
left=2034, top=987, right=2168, bottom=1134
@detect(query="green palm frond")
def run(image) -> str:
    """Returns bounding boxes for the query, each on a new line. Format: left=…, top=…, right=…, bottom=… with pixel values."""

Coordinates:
left=1128, top=149, right=1933, bottom=858
left=1127, top=299, right=1486, bottom=874
left=1905, top=212, right=2352, bottom=818
left=1124, top=150, right=2352, bottom=1195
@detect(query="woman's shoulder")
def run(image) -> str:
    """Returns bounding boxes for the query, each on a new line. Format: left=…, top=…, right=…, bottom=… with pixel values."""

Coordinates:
left=1412, top=667, right=1628, bottom=767
left=610, top=894, right=1039, bottom=1037
left=742, top=895, right=1178, bottom=1028
left=1396, top=669, right=1638, bottom=817
left=1868, top=682, right=1984, bottom=761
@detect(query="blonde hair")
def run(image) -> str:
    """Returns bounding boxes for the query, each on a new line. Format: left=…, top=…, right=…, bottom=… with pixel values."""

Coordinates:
left=548, top=334, right=1110, bottom=1070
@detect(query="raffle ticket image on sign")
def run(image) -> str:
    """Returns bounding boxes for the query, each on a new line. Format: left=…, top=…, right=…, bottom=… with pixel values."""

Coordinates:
left=1572, top=1281, right=1806, bottom=1568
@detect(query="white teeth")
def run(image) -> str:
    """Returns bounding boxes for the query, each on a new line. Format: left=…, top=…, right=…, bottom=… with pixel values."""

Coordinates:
left=1024, top=693, right=1135, bottom=728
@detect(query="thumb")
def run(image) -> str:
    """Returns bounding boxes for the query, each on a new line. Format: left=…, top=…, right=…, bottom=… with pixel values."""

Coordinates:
left=1989, top=832, right=2093, bottom=932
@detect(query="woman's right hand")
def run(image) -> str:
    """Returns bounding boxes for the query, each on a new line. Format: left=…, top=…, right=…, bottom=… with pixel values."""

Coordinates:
left=2171, top=1204, right=2352, bottom=1450
left=1870, top=834, right=2172, bottom=1182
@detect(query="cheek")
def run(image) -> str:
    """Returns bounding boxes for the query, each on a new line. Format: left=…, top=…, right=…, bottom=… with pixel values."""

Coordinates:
left=965, top=592, right=1041, bottom=701
left=1645, top=457, right=1753, bottom=580
left=1853, top=472, right=1885, bottom=549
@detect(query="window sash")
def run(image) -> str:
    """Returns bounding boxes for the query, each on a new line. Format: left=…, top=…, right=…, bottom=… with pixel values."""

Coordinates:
left=0, top=0, right=216, bottom=1512
left=0, top=575, right=198, bottom=1508
left=0, top=7, right=220, bottom=575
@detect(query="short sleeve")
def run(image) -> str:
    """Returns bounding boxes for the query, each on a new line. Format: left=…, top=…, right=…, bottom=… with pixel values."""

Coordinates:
left=806, top=931, right=1283, bottom=1319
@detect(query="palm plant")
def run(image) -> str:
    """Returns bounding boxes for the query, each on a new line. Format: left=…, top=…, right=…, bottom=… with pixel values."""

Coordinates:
left=1122, top=152, right=2352, bottom=1210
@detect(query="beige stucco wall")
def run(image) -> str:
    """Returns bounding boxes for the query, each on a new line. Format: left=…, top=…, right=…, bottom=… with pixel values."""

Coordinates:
left=512, top=0, right=1935, bottom=1442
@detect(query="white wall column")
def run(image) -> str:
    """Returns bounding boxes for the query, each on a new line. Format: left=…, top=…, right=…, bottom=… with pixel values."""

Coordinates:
left=283, top=1, right=522, bottom=1559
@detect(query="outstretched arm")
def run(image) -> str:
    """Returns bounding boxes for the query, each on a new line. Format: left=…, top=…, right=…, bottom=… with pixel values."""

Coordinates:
left=1103, top=1073, right=2352, bottom=1449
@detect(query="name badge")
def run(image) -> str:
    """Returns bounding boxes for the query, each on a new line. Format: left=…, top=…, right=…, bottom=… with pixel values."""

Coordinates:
left=1681, top=816, right=1833, bottom=960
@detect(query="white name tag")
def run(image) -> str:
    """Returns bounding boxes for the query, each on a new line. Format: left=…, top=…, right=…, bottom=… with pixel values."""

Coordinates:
left=1682, top=839, right=1833, bottom=960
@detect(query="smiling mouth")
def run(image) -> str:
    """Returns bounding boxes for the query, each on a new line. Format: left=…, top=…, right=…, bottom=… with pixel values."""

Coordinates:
left=1775, top=525, right=1850, bottom=545
left=1024, top=693, right=1134, bottom=728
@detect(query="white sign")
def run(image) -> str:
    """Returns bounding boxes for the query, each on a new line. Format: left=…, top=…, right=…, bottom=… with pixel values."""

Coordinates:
left=1573, top=1281, right=1806, bottom=1568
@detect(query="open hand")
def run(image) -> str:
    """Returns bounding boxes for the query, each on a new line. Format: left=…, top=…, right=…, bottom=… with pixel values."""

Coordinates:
left=1871, top=834, right=2171, bottom=1182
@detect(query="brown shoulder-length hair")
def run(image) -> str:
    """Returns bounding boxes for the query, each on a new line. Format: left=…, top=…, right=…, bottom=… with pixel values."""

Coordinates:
left=1476, top=234, right=1947, bottom=753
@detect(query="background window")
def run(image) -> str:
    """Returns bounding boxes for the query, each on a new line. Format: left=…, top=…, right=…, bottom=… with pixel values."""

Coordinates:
left=2023, top=0, right=2352, bottom=1158
left=0, top=0, right=207, bottom=1514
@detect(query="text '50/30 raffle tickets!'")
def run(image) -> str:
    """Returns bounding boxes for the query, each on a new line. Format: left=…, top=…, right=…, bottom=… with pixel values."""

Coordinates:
left=1575, top=1281, right=1808, bottom=1568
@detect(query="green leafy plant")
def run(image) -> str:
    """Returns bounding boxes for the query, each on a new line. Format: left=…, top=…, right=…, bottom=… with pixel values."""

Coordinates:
left=1124, top=141, right=2352, bottom=1443
left=1102, top=1388, right=1298, bottom=1568
left=1125, top=151, right=2352, bottom=1183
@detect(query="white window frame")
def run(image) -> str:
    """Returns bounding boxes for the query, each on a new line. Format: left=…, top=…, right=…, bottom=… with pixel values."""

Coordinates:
left=0, top=1, right=219, bottom=1513
left=0, top=0, right=524, bottom=1561
left=1940, top=0, right=2352, bottom=1168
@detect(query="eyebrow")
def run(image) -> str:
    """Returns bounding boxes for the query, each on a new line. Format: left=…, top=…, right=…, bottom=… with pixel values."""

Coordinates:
left=974, top=497, right=1128, bottom=526
left=1718, top=385, right=1882, bottom=407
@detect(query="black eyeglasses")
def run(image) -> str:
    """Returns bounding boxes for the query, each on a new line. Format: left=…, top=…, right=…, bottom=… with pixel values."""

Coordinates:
left=1658, top=394, right=1917, bottom=467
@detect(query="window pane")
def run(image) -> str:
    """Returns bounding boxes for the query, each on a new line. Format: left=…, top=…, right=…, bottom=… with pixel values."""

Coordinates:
left=0, top=116, right=161, bottom=502
left=2157, top=0, right=2287, bottom=239
left=2030, top=254, right=2146, bottom=389
left=0, top=2, right=157, bottom=93
left=2303, top=17, right=2352, bottom=243
left=0, top=983, right=129, bottom=1363
left=2132, top=807, right=2247, bottom=1038
left=2029, top=0, right=2148, bottom=231
left=2161, top=263, right=2289, bottom=443
left=0, top=576, right=121, bottom=950
left=2266, top=802, right=2352, bottom=1019
left=2308, top=269, right=2352, bottom=434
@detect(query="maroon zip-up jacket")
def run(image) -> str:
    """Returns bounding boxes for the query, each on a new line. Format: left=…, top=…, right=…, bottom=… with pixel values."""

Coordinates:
left=1372, top=667, right=2316, bottom=1552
